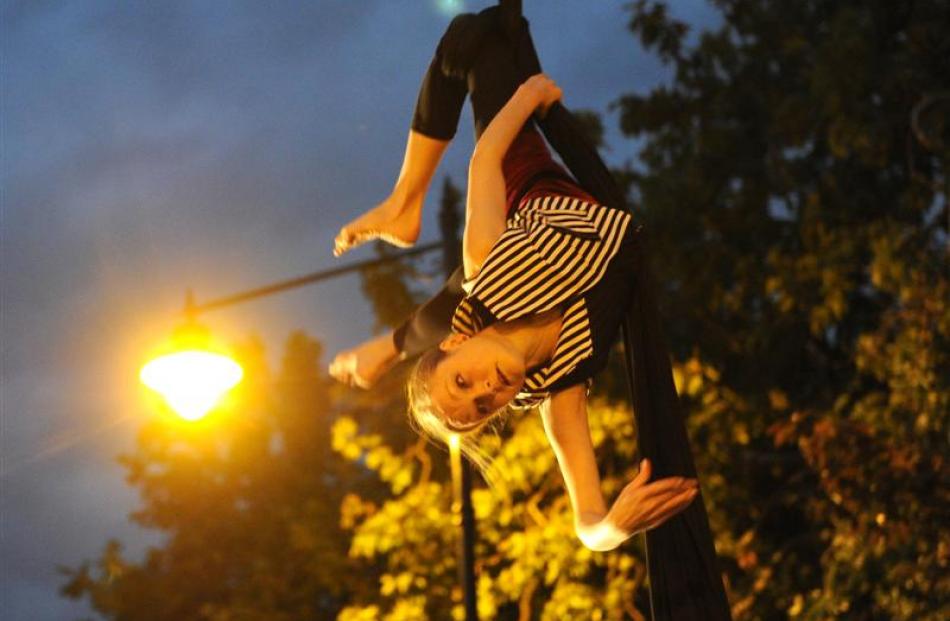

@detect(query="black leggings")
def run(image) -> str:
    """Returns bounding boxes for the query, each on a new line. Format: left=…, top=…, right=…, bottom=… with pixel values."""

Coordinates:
left=410, top=7, right=541, bottom=142
left=394, top=7, right=625, bottom=356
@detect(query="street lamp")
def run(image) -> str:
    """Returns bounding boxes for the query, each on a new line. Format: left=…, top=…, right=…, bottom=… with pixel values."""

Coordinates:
left=139, top=311, right=243, bottom=421
left=140, top=346, right=243, bottom=422
left=139, top=184, right=478, bottom=619
left=138, top=243, right=439, bottom=421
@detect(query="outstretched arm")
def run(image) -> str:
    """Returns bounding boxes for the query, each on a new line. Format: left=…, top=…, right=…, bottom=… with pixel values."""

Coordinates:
left=328, top=266, right=466, bottom=387
left=463, top=74, right=562, bottom=278
left=542, top=385, right=699, bottom=552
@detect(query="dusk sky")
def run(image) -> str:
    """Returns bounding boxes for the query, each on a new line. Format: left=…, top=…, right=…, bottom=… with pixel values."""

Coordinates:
left=1, top=2, right=719, bottom=618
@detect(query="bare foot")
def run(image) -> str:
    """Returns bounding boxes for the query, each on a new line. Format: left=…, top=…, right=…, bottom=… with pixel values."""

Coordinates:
left=328, top=332, right=400, bottom=388
left=333, top=192, right=423, bottom=257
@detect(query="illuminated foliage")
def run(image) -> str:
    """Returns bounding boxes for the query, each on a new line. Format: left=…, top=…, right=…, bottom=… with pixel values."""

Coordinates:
left=333, top=397, right=653, bottom=620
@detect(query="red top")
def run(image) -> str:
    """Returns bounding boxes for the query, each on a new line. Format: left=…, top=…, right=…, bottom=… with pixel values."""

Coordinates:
left=501, top=126, right=597, bottom=215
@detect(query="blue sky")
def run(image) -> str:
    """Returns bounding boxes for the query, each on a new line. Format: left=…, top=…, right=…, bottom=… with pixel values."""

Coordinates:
left=0, top=1, right=719, bottom=618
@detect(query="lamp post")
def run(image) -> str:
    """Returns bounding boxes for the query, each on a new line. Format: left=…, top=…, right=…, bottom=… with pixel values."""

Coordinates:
left=142, top=193, right=478, bottom=620
left=437, top=180, right=479, bottom=621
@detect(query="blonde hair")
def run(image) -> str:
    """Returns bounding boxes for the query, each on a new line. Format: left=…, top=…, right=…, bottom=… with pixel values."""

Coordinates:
left=406, top=347, right=503, bottom=478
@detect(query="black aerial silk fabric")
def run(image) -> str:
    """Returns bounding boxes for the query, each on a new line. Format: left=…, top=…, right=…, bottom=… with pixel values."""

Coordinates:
left=393, top=5, right=733, bottom=619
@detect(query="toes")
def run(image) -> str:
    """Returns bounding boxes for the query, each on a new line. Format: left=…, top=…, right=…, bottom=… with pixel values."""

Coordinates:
left=334, top=231, right=356, bottom=256
left=334, top=226, right=374, bottom=256
left=333, top=218, right=415, bottom=256
left=329, top=356, right=353, bottom=384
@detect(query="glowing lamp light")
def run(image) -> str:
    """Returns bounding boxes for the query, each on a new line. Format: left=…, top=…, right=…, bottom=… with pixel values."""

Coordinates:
left=140, top=319, right=243, bottom=421
left=140, top=350, right=242, bottom=421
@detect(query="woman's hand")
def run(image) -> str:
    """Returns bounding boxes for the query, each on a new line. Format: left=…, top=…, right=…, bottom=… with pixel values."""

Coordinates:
left=328, top=332, right=400, bottom=388
left=605, top=458, right=699, bottom=537
left=521, top=73, right=563, bottom=117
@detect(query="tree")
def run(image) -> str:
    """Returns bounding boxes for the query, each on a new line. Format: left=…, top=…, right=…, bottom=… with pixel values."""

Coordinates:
left=617, top=0, right=948, bottom=617
left=333, top=1, right=949, bottom=619
left=59, top=334, right=390, bottom=619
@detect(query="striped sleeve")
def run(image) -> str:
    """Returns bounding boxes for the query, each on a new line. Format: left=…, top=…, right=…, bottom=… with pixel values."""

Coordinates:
left=510, top=300, right=596, bottom=409
left=465, top=196, right=631, bottom=323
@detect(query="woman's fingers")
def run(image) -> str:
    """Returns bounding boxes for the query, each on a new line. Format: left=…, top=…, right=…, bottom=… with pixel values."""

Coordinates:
left=525, top=73, right=562, bottom=118
left=630, top=488, right=698, bottom=534
left=536, top=85, right=562, bottom=117
left=632, top=458, right=651, bottom=486
left=608, top=463, right=702, bottom=534
left=632, top=476, right=698, bottom=501
left=640, top=487, right=699, bottom=531
left=610, top=487, right=698, bottom=536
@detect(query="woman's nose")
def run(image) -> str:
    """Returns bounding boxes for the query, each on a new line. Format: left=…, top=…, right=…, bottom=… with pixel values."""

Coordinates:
left=483, top=381, right=504, bottom=401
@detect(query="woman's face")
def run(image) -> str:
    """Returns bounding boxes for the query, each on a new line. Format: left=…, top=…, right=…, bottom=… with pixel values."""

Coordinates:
left=428, top=332, right=526, bottom=430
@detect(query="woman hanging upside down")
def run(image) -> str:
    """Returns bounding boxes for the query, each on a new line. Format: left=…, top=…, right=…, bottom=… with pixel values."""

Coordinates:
left=328, top=7, right=700, bottom=554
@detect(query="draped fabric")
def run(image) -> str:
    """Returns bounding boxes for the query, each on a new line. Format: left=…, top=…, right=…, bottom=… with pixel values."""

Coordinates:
left=518, top=24, right=734, bottom=621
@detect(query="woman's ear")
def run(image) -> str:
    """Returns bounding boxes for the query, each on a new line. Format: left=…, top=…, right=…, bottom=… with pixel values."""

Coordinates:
left=438, top=333, right=468, bottom=352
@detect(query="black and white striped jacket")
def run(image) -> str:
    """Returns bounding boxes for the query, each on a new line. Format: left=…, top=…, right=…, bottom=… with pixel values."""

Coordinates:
left=451, top=194, right=632, bottom=408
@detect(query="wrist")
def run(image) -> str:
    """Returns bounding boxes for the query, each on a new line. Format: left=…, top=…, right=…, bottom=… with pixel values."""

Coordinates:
left=575, top=514, right=629, bottom=552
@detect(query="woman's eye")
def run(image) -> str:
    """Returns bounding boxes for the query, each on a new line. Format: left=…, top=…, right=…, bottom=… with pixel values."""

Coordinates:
left=455, top=374, right=466, bottom=388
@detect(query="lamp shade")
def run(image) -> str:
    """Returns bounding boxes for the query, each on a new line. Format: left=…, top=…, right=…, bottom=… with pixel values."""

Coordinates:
left=140, top=320, right=243, bottom=421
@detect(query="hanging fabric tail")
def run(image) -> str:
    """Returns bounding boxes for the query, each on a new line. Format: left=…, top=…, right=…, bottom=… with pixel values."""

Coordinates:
left=619, top=254, right=734, bottom=620
left=502, top=3, right=734, bottom=619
